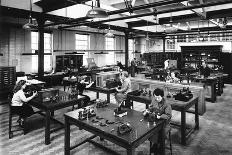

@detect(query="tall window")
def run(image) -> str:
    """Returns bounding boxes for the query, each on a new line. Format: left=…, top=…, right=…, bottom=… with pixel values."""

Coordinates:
left=105, top=37, right=115, bottom=65
left=210, top=33, right=221, bottom=41
left=177, top=35, right=186, bottom=42
left=75, top=34, right=90, bottom=66
left=129, top=39, right=134, bottom=61
left=31, top=32, right=52, bottom=73
left=188, top=34, right=198, bottom=42
left=166, top=36, right=175, bottom=49
left=222, top=32, right=232, bottom=41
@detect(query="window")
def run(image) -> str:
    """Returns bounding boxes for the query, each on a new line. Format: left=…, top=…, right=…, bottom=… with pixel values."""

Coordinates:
left=31, top=32, right=52, bottom=73
left=177, top=35, right=186, bottom=42
left=210, top=33, right=221, bottom=41
left=105, top=37, right=115, bottom=50
left=105, top=37, right=115, bottom=65
left=166, top=36, right=175, bottom=49
left=75, top=34, right=90, bottom=66
left=129, top=39, right=134, bottom=61
left=188, top=34, right=198, bottom=42
left=222, top=32, right=232, bottom=41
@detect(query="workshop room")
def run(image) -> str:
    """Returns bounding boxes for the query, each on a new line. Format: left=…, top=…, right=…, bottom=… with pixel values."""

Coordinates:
left=1, top=0, right=232, bottom=155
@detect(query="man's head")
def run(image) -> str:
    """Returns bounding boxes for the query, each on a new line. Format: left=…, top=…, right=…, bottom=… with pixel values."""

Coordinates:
left=153, top=88, right=164, bottom=102
left=171, top=72, right=175, bottom=78
left=202, top=61, right=206, bottom=68
left=79, top=76, right=86, bottom=83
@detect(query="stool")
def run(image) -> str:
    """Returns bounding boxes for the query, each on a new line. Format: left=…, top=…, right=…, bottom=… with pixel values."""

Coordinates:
left=166, top=129, right=173, bottom=155
left=150, top=128, right=172, bottom=155
left=9, top=103, right=27, bottom=139
left=121, top=98, right=133, bottom=109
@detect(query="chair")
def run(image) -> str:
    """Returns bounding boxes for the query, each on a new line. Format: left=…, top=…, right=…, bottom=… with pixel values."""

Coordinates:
left=150, top=128, right=172, bottom=155
left=121, top=97, right=133, bottom=109
left=8, top=95, right=27, bottom=139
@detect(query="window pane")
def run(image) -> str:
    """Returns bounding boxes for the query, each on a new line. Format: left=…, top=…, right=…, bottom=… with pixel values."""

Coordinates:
left=105, top=37, right=114, bottom=50
left=31, top=32, right=52, bottom=72
left=75, top=34, right=89, bottom=65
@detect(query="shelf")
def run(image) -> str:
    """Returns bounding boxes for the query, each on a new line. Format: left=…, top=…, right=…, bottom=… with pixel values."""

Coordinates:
left=22, top=53, right=52, bottom=55
left=115, top=52, right=125, bottom=54
left=54, top=50, right=123, bottom=52
left=183, top=60, right=218, bottom=63
left=94, top=52, right=109, bottom=54
left=65, top=52, right=85, bottom=55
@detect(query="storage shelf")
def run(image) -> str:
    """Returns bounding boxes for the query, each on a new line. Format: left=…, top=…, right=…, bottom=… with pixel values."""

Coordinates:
left=181, top=45, right=222, bottom=69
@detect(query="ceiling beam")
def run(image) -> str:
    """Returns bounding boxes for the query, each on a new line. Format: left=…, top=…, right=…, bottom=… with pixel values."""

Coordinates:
left=59, top=0, right=232, bottom=29
left=181, top=0, right=224, bottom=28
left=0, top=5, right=74, bottom=23
left=180, top=1, right=206, bottom=19
left=44, top=0, right=187, bottom=27
left=34, top=0, right=90, bottom=12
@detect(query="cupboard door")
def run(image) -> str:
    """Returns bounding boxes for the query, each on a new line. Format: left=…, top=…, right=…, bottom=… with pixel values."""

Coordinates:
left=220, top=53, right=232, bottom=84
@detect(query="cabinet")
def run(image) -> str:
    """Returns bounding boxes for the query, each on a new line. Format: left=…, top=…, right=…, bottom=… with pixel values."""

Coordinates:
left=220, top=52, right=232, bottom=84
left=55, top=55, right=83, bottom=72
left=0, top=66, right=16, bottom=99
left=181, top=45, right=222, bottom=69
left=143, top=52, right=181, bottom=68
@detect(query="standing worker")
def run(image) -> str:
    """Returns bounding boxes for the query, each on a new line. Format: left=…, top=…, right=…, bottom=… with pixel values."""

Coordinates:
left=131, top=58, right=137, bottom=77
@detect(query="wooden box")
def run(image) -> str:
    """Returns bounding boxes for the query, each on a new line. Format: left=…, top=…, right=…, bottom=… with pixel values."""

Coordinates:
left=96, top=71, right=120, bottom=88
left=37, top=88, right=59, bottom=102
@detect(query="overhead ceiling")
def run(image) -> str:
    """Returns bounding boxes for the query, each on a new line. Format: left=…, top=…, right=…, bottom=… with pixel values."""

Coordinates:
left=1, top=0, right=232, bottom=37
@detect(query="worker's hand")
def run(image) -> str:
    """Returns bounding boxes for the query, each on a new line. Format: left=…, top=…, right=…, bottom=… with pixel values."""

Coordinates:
left=143, top=109, right=150, bottom=116
left=33, top=91, right=38, bottom=97
left=157, top=115, right=161, bottom=119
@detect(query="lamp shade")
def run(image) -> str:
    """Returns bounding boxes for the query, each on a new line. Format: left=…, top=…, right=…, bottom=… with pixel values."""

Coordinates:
left=23, top=22, right=36, bottom=30
left=105, top=32, right=114, bottom=38
left=86, top=7, right=108, bottom=18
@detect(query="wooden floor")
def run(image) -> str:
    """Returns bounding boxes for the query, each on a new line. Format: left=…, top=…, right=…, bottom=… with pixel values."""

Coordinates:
left=1, top=84, right=232, bottom=155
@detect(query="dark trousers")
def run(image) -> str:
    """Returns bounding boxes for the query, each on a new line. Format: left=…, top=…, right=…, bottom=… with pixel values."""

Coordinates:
left=11, top=104, right=34, bottom=118
left=79, top=94, right=90, bottom=107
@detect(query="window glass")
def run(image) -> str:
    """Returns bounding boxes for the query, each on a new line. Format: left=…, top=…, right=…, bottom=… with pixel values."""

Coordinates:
left=31, top=32, right=52, bottom=72
left=105, top=37, right=115, bottom=65
left=129, top=39, right=134, bottom=61
left=166, top=36, right=175, bottom=49
left=75, top=34, right=89, bottom=66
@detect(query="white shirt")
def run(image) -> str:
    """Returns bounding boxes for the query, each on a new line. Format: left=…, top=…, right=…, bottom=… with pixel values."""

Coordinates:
left=11, top=90, right=28, bottom=106
left=120, top=78, right=131, bottom=94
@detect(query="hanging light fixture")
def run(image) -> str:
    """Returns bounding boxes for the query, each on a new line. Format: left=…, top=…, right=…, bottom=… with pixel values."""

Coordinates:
left=145, top=20, right=150, bottom=41
left=86, top=0, right=108, bottom=18
left=23, top=0, right=37, bottom=30
left=105, top=25, right=114, bottom=38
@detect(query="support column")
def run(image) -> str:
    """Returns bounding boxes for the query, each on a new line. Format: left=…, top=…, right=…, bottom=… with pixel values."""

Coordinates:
left=163, top=36, right=166, bottom=53
left=162, top=36, right=166, bottom=67
left=125, top=32, right=129, bottom=70
left=37, top=17, right=45, bottom=80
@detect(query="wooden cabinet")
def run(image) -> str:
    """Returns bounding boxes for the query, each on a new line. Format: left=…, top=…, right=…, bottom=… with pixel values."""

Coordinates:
left=0, top=66, right=16, bottom=99
left=143, top=52, right=181, bottom=68
left=220, top=52, right=232, bottom=84
left=181, top=45, right=222, bottom=69
left=55, top=55, right=83, bottom=72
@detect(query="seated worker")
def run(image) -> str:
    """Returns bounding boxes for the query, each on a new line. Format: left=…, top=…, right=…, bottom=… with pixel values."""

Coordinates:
left=75, top=76, right=94, bottom=107
left=199, top=61, right=211, bottom=78
left=165, top=70, right=172, bottom=82
left=164, top=59, right=169, bottom=70
left=11, top=80, right=37, bottom=126
left=170, top=71, right=180, bottom=83
left=117, top=61, right=124, bottom=70
left=143, top=88, right=172, bottom=154
left=115, top=72, right=131, bottom=107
